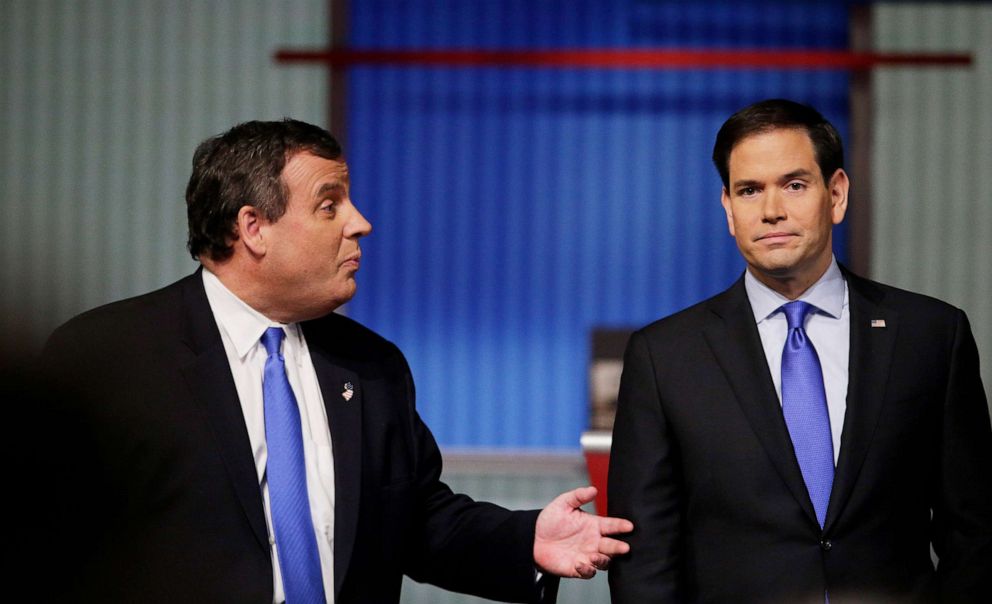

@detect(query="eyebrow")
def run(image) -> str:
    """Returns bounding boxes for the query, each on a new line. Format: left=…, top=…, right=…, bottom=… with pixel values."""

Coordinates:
left=731, top=169, right=815, bottom=190
left=315, top=182, right=346, bottom=198
left=781, top=169, right=814, bottom=181
left=731, top=179, right=762, bottom=190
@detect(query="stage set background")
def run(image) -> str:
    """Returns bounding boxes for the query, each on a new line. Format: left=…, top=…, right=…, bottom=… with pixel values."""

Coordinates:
left=345, top=0, right=852, bottom=451
left=2, top=2, right=990, bottom=602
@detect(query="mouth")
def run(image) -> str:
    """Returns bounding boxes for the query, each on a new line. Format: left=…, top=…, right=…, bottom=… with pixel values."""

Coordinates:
left=340, top=253, right=361, bottom=270
left=755, top=231, right=797, bottom=245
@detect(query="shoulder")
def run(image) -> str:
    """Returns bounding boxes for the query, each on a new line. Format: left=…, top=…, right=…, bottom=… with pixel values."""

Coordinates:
left=845, top=270, right=966, bottom=322
left=46, top=273, right=198, bottom=351
left=634, top=278, right=744, bottom=344
left=843, top=270, right=979, bottom=364
left=302, top=311, right=406, bottom=365
left=39, top=274, right=204, bottom=402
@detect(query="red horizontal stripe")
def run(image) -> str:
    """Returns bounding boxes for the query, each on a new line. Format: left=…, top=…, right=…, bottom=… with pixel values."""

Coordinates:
left=275, top=48, right=972, bottom=70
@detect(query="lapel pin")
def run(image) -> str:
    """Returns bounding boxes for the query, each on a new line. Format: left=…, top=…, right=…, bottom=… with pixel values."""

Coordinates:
left=871, top=319, right=886, bottom=328
left=342, top=382, right=354, bottom=401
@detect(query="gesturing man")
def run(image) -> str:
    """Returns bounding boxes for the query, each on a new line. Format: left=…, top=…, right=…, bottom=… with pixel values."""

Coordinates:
left=42, top=119, right=632, bottom=603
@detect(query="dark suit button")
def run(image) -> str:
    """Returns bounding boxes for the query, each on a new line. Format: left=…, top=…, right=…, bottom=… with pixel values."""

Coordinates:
left=820, top=539, right=832, bottom=551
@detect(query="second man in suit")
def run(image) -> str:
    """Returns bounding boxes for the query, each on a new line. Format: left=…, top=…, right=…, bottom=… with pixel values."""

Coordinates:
left=608, top=99, right=992, bottom=603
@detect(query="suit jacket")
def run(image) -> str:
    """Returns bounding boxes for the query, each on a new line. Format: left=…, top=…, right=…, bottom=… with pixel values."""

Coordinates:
left=39, top=271, right=552, bottom=603
left=607, top=268, right=992, bottom=603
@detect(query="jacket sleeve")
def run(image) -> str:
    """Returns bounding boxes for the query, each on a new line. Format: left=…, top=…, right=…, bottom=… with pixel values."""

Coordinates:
left=394, top=349, right=556, bottom=603
left=933, top=310, right=992, bottom=602
left=608, top=330, right=683, bottom=603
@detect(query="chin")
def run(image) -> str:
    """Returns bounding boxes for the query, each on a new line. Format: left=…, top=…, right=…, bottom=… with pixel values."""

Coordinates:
left=750, top=262, right=800, bottom=282
left=326, top=283, right=358, bottom=310
left=750, top=251, right=801, bottom=273
left=296, top=296, right=352, bottom=322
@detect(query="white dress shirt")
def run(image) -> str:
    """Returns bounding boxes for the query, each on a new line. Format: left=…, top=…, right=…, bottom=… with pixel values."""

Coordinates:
left=202, top=269, right=335, bottom=603
left=744, top=258, right=849, bottom=464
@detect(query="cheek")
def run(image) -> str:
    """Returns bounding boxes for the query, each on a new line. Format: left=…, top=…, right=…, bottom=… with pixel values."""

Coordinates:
left=729, top=214, right=744, bottom=238
left=733, top=214, right=758, bottom=242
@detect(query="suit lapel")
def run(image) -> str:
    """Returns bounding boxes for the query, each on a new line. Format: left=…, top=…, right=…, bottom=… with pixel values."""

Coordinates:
left=178, top=270, right=269, bottom=550
left=824, top=271, right=897, bottom=532
left=304, top=324, right=363, bottom=601
left=702, top=278, right=820, bottom=527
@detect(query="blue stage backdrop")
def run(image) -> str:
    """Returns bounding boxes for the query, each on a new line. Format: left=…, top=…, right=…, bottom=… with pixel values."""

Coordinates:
left=346, top=0, right=850, bottom=449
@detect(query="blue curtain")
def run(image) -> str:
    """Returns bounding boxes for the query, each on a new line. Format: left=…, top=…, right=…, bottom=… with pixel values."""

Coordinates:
left=347, top=0, right=850, bottom=449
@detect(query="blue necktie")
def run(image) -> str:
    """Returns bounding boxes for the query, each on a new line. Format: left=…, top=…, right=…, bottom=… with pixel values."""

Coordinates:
left=261, top=327, right=326, bottom=604
left=780, top=301, right=834, bottom=528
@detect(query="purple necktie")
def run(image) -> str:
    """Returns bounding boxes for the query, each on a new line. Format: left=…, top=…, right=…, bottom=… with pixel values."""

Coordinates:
left=780, top=301, right=834, bottom=528
left=261, top=327, right=326, bottom=603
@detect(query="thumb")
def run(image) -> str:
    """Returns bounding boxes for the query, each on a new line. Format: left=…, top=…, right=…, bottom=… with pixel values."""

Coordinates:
left=559, top=485, right=597, bottom=510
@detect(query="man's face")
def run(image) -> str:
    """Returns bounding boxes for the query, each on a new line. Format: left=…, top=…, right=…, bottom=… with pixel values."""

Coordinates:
left=720, top=128, right=848, bottom=293
left=259, top=152, right=371, bottom=321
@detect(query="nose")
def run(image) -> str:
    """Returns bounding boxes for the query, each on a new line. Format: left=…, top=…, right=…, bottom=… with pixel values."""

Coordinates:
left=761, top=190, right=786, bottom=223
left=345, top=202, right=372, bottom=238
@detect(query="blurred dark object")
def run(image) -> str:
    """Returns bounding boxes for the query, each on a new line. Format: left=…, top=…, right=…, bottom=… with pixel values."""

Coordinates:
left=589, top=328, right=632, bottom=431
left=3, top=351, right=65, bottom=600
left=582, top=328, right=631, bottom=515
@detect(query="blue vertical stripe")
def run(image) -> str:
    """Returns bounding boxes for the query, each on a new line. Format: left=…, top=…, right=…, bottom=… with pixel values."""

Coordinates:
left=347, top=0, right=850, bottom=449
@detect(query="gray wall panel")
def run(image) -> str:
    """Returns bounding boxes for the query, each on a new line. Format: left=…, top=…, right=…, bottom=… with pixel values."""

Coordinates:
left=400, top=454, right=609, bottom=604
left=872, top=3, right=992, bottom=401
left=1, top=0, right=327, bottom=347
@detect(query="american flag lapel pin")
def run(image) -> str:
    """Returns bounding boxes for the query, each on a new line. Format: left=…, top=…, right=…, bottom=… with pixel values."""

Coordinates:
left=342, top=382, right=354, bottom=401
left=871, top=319, right=886, bottom=328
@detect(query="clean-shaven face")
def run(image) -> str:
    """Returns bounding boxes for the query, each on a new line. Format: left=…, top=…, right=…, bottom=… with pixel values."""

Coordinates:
left=720, top=128, right=848, bottom=295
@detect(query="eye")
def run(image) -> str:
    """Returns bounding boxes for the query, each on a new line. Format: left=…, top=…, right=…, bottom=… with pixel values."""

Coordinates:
left=739, top=186, right=758, bottom=197
left=320, top=199, right=339, bottom=216
left=786, top=181, right=806, bottom=191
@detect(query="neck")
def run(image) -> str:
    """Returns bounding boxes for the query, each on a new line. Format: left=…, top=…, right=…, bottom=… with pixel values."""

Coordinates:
left=201, top=258, right=293, bottom=324
left=749, top=258, right=832, bottom=300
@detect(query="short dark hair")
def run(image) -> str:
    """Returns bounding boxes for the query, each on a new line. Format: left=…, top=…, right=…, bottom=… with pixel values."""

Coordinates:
left=185, top=119, right=342, bottom=261
left=712, top=99, right=844, bottom=190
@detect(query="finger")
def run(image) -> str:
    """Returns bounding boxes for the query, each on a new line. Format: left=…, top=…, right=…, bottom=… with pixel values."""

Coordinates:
left=597, top=516, right=634, bottom=535
left=590, top=554, right=611, bottom=570
left=557, top=485, right=597, bottom=509
left=598, top=537, right=631, bottom=556
left=574, top=561, right=597, bottom=579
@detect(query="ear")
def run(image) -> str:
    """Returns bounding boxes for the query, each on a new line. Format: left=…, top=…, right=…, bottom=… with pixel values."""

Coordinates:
left=827, top=168, right=850, bottom=225
left=720, top=187, right=736, bottom=237
left=235, top=205, right=267, bottom=257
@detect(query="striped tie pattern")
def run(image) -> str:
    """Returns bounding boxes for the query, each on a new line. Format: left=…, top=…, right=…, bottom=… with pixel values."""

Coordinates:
left=261, top=327, right=326, bottom=603
left=780, top=301, right=834, bottom=528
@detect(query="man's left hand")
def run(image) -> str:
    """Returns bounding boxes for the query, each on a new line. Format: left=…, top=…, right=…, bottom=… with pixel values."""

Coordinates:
left=533, top=486, right=634, bottom=579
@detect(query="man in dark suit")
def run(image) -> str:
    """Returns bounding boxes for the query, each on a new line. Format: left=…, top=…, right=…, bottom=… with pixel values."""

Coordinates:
left=608, top=99, right=992, bottom=603
left=41, top=119, right=632, bottom=603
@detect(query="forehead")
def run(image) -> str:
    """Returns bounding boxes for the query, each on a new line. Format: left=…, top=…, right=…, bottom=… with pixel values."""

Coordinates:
left=281, top=151, right=349, bottom=196
left=728, top=128, right=816, bottom=177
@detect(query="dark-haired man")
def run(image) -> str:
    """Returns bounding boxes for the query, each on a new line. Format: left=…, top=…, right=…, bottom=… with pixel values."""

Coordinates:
left=608, top=99, right=991, bottom=603
left=42, top=119, right=632, bottom=603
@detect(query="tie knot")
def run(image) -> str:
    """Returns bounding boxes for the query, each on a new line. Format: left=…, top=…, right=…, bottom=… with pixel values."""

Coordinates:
left=261, top=327, right=285, bottom=356
left=781, top=300, right=816, bottom=330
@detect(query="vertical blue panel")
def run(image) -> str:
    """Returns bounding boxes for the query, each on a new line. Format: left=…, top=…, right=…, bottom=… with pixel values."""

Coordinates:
left=347, top=0, right=850, bottom=449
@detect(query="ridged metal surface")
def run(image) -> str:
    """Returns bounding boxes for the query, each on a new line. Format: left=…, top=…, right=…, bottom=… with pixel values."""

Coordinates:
left=871, top=4, right=992, bottom=399
left=346, top=0, right=851, bottom=449
left=0, top=0, right=327, bottom=346
left=400, top=453, right=609, bottom=604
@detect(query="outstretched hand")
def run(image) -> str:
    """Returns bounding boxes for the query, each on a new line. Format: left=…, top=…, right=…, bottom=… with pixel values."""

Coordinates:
left=533, top=485, right=634, bottom=579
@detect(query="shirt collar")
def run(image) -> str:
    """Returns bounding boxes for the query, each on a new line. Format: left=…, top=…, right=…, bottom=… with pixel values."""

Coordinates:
left=201, top=268, right=299, bottom=359
left=744, top=256, right=846, bottom=323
